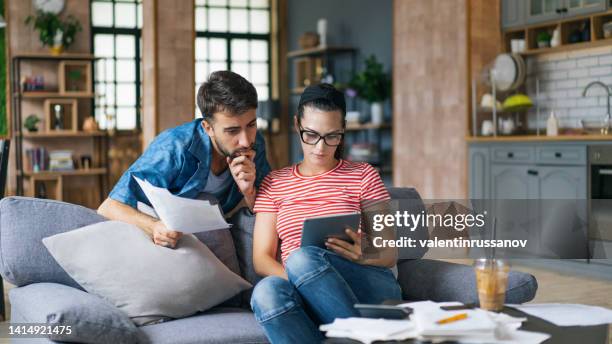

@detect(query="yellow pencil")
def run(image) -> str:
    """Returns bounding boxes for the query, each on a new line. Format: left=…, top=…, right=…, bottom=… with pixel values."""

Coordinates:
left=436, top=313, right=468, bottom=325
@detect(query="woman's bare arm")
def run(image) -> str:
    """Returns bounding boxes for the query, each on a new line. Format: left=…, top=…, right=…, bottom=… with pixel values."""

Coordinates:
left=252, top=212, right=287, bottom=279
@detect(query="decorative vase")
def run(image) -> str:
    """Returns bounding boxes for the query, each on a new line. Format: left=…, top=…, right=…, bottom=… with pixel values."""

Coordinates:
left=370, top=102, right=383, bottom=125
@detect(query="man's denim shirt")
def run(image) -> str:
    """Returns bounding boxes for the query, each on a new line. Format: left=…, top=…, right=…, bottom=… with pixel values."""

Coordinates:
left=109, top=118, right=271, bottom=214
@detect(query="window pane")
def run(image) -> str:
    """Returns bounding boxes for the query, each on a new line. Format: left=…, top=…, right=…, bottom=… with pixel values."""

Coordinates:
left=209, top=8, right=228, bottom=32
left=195, top=7, right=207, bottom=32
left=210, top=62, right=228, bottom=73
left=195, top=38, right=208, bottom=60
left=250, top=0, right=269, bottom=8
left=92, top=2, right=113, bottom=27
left=196, top=61, right=208, bottom=83
left=116, top=35, right=135, bottom=58
left=250, top=40, right=268, bottom=61
left=230, top=0, right=248, bottom=6
left=115, top=3, right=136, bottom=28
left=196, top=0, right=206, bottom=5
left=229, top=9, right=248, bottom=33
left=232, top=62, right=250, bottom=80
left=95, top=60, right=107, bottom=82
left=105, top=84, right=116, bottom=106
left=116, top=60, right=136, bottom=82
left=116, top=84, right=136, bottom=106
left=104, top=59, right=115, bottom=82
left=95, top=84, right=106, bottom=105
left=137, top=3, right=143, bottom=28
left=256, top=85, right=269, bottom=101
left=251, top=62, right=268, bottom=84
left=209, top=38, right=227, bottom=61
left=95, top=107, right=109, bottom=129
left=250, top=10, right=269, bottom=34
left=209, top=0, right=228, bottom=6
left=94, top=34, right=114, bottom=57
left=116, top=107, right=136, bottom=130
left=231, top=39, right=249, bottom=61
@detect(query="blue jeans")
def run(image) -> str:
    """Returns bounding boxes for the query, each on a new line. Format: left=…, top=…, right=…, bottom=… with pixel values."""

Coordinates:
left=250, top=246, right=402, bottom=344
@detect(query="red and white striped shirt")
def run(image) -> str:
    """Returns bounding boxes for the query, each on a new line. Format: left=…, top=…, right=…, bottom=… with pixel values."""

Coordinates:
left=253, top=159, right=390, bottom=263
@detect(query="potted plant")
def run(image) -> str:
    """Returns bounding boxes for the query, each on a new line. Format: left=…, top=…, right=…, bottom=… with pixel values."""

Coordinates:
left=537, top=31, right=552, bottom=49
left=25, top=10, right=82, bottom=55
left=67, top=69, right=83, bottom=91
left=24, top=114, right=41, bottom=132
left=349, top=55, right=391, bottom=125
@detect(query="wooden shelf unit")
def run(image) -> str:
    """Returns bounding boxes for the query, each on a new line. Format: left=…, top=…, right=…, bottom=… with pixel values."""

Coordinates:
left=20, top=130, right=107, bottom=138
left=504, top=9, right=612, bottom=56
left=22, top=168, right=108, bottom=177
left=10, top=53, right=109, bottom=207
left=18, top=91, right=96, bottom=99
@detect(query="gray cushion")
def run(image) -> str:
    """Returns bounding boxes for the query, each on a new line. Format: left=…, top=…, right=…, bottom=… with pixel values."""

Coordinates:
left=228, top=208, right=260, bottom=286
left=396, top=259, right=538, bottom=304
left=9, top=283, right=139, bottom=344
left=42, top=220, right=251, bottom=326
left=137, top=201, right=242, bottom=277
left=387, top=187, right=430, bottom=261
left=139, top=307, right=267, bottom=344
left=0, top=197, right=106, bottom=289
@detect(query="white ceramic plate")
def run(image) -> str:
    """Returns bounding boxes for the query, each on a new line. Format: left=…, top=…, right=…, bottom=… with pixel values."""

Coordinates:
left=492, top=53, right=518, bottom=92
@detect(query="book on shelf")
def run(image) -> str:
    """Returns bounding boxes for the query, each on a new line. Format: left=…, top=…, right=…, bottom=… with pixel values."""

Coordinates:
left=49, top=150, right=74, bottom=171
left=25, top=147, right=49, bottom=172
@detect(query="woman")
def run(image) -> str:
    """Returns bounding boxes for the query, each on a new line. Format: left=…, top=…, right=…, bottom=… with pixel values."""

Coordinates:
left=250, top=83, right=401, bottom=343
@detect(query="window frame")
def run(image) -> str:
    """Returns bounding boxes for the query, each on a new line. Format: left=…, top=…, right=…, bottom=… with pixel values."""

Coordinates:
left=194, top=1, right=273, bottom=114
left=90, top=0, right=143, bottom=131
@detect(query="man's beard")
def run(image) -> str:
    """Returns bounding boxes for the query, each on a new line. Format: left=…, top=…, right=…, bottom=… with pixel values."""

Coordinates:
left=214, top=137, right=256, bottom=160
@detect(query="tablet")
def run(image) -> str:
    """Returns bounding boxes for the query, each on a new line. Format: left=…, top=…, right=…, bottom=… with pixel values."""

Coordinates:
left=300, top=212, right=361, bottom=248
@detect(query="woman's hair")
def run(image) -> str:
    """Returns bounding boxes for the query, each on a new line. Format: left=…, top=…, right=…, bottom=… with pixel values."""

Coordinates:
left=196, top=71, right=258, bottom=122
left=297, top=84, right=346, bottom=159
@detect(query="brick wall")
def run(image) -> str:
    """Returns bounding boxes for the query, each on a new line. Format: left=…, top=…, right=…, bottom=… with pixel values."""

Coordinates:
left=525, top=45, right=612, bottom=129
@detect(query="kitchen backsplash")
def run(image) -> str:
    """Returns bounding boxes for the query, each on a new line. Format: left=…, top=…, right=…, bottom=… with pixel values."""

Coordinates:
left=525, top=45, right=612, bottom=130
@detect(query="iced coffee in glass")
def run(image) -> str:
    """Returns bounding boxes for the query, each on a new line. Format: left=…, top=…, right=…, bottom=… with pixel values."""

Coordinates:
left=474, top=258, right=510, bottom=311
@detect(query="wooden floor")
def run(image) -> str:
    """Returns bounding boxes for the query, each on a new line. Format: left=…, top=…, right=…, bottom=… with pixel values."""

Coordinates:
left=1, top=262, right=610, bottom=342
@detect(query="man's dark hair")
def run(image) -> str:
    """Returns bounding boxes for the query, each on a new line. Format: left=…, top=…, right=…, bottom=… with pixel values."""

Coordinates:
left=296, top=84, right=347, bottom=159
left=197, top=71, right=258, bottom=121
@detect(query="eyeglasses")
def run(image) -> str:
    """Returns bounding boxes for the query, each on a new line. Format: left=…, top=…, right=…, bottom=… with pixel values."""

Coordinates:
left=298, top=124, right=344, bottom=146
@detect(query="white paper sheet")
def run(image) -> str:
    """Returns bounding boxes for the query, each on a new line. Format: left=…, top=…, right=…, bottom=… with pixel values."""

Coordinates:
left=508, top=303, right=612, bottom=327
left=134, top=176, right=230, bottom=234
left=319, top=302, right=548, bottom=344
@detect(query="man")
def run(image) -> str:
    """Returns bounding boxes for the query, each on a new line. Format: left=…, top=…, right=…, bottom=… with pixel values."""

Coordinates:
left=98, top=71, right=271, bottom=248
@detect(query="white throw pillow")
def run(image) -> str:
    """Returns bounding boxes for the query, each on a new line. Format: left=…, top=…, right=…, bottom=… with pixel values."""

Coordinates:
left=42, top=220, right=251, bottom=326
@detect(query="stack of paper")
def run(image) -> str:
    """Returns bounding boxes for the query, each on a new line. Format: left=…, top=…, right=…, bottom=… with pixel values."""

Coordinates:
left=134, top=176, right=230, bottom=233
left=507, top=303, right=612, bottom=326
left=400, top=301, right=549, bottom=344
left=320, top=318, right=417, bottom=344
left=320, top=301, right=551, bottom=344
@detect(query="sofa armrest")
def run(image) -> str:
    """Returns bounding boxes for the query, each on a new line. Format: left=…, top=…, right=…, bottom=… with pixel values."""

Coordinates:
left=0, top=197, right=106, bottom=289
left=10, top=283, right=140, bottom=344
left=396, top=259, right=538, bottom=304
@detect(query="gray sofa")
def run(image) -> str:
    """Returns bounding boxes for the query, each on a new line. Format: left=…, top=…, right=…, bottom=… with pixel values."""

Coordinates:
left=0, top=188, right=538, bottom=344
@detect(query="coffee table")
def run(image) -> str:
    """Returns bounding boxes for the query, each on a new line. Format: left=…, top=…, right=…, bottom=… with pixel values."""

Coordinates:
left=323, top=306, right=611, bottom=344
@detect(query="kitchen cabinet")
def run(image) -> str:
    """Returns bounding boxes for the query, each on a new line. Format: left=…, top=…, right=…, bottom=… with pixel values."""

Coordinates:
left=524, top=0, right=607, bottom=25
left=538, top=166, right=587, bottom=199
left=526, top=0, right=566, bottom=24
left=502, top=0, right=527, bottom=29
left=469, top=146, right=490, bottom=199
left=491, top=164, right=538, bottom=199
left=475, top=144, right=588, bottom=200
left=566, top=0, right=607, bottom=17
